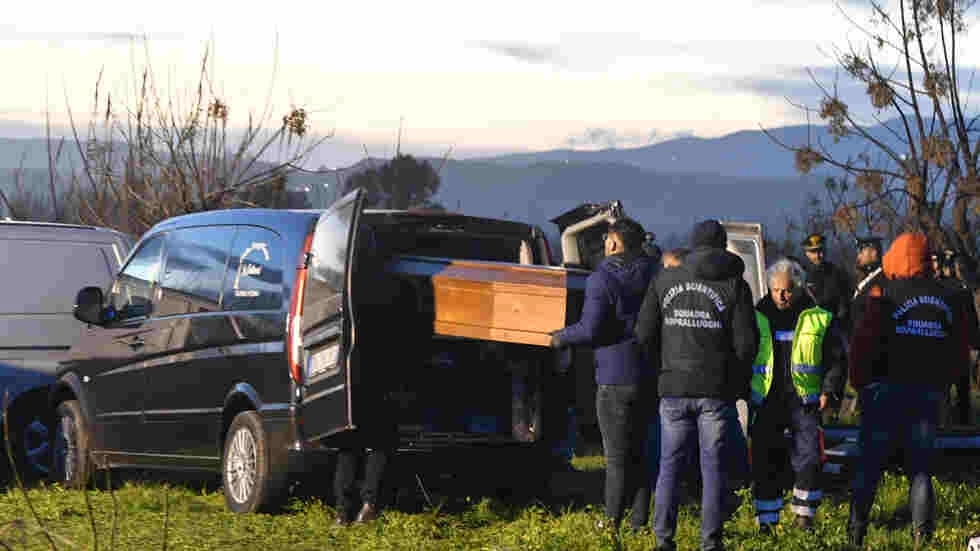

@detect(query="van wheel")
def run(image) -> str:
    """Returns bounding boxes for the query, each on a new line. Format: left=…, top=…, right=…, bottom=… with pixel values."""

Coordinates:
left=50, top=400, right=92, bottom=488
left=3, top=397, right=51, bottom=484
left=222, top=411, right=285, bottom=513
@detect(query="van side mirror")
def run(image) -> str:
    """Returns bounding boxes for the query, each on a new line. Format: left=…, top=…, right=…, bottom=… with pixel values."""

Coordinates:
left=74, top=287, right=105, bottom=325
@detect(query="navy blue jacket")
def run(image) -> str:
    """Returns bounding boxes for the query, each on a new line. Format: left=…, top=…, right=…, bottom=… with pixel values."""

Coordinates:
left=555, top=252, right=659, bottom=385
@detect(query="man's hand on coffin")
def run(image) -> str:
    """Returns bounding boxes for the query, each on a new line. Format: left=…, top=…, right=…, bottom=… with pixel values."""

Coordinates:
left=549, top=331, right=566, bottom=349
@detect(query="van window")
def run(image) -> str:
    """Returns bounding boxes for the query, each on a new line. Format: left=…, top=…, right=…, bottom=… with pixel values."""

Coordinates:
left=109, top=235, right=165, bottom=322
left=0, top=239, right=116, bottom=315
left=303, top=202, right=356, bottom=330
left=222, top=227, right=283, bottom=312
left=160, top=227, right=235, bottom=309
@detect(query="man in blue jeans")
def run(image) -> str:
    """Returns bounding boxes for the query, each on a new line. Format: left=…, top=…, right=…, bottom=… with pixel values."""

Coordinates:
left=847, top=233, right=973, bottom=548
left=551, top=217, right=659, bottom=535
left=635, top=220, right=759, bottom=551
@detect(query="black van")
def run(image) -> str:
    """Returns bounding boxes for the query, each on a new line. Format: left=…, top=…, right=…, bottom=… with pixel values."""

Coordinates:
left=53, top=190, right=566, bottom=512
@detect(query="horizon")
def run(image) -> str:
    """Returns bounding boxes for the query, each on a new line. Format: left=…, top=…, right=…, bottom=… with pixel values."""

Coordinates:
left=5, top=1, right=980, bottom=168
left=0, top=117, right=886, bottom=173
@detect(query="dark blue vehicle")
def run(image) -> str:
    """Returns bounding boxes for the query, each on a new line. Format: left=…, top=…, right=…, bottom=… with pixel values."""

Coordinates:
left=0, top=220, right=130, bottom=484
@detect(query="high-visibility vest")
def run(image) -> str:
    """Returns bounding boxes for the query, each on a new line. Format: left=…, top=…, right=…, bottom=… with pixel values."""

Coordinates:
left=750, top=306, right=832, bottom=406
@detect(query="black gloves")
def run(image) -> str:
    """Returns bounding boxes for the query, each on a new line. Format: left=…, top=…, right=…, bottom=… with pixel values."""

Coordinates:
left=549, top=331, right=565, bottom=349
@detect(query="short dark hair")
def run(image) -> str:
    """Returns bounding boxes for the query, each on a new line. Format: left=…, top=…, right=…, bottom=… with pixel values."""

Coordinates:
left=608, top=218, right=646, bottom=252
left=954, top=254, right=977, bottom=275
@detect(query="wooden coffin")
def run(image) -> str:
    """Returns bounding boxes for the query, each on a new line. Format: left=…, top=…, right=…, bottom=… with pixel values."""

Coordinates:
left=389, top=256, right=587, bottom=347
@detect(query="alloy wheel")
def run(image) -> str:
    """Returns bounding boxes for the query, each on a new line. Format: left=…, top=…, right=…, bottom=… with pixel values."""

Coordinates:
left=225, top=427, right=257, bottom=504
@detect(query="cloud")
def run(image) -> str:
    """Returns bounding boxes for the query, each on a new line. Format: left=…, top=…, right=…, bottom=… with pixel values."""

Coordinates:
left=729, top=64, right=980, bottom=104
left=0, top=29, right=183, bottom=44
left=565, top=128, right=697, bottom=150
left=471, top=41, right=565, bottom=67
left=565, top=128, right=654, bottom=149
left=726, top=66, right=865, bottom=100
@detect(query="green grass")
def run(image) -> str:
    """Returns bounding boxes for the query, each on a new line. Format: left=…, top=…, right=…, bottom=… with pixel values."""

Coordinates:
left=1, top=466, right=979, bottom=550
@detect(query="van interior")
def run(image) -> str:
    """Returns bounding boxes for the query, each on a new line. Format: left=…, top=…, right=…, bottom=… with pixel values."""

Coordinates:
left=362, top=218, right=561, bottom=450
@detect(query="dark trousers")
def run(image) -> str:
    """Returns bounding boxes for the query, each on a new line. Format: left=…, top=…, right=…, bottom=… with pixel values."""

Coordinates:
left=596, top=384, right=651, bottom=531
left=333, top=396, right=398, bottom=511
left=750, top=399, right=822, bottom=524
left=334, top=447, right=392, bottom=509
left=850, top=384, right=942, bottom=537
left=956, top=373, right=972, bottom=425
left=654, top=398, right=733, bottom=551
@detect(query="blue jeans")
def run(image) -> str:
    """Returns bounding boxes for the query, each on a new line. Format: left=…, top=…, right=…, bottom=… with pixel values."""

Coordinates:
left=647, top=404, right=662, bottom=488
left=849, top=384, right=942, bottom=537
left=655, top=398, right=734, bottom=551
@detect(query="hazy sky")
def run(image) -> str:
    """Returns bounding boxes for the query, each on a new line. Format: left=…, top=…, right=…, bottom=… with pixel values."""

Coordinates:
left=3, top=0, right=980, bottom=166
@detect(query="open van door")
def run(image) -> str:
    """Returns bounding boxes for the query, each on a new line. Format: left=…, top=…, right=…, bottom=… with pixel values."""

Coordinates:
left=722, top=222, right=767, bottom=304
left=298, top=189, right=366, bottom=441
left=549, top=201, right=624, bottom=270
left=722, top=221, right=766, bottom=447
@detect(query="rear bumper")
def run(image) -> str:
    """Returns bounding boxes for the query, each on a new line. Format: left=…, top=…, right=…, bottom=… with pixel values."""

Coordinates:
left=281, top=432, right=561, bottom=475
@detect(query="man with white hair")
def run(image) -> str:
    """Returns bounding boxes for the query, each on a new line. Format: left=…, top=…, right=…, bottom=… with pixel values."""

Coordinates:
left=750, top=258, right=846, bottom=534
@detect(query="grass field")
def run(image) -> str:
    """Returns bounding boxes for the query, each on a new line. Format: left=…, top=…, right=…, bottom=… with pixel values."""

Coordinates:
left=1, top=458, right=980, bottom=550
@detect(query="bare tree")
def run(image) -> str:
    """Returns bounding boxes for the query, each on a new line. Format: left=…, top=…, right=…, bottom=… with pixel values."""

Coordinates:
left=0, top=38, right=328, bottom=236
left=766, top=0, right=980, bottom=258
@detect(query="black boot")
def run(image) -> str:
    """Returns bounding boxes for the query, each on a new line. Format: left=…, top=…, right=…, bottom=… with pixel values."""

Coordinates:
left=335, top=504, right=354, bottom=526
left=913, top=529, right=933, bottom=549
left=793, top=514, right=814, bottom=531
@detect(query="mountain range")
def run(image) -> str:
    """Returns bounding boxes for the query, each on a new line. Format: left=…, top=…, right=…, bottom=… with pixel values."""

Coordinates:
left=1, top=121, right=905, bottom=247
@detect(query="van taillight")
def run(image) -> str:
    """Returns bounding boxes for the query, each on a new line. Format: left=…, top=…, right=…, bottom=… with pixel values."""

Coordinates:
left=287, top=233, right=314, bottom=384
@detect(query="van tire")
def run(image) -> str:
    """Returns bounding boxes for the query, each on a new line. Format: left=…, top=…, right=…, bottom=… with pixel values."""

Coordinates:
left=222, top=411, right=285, bottom=513
left=2, top=393, right=51, bottom=484
left=50, top=400, right=92, bottom=489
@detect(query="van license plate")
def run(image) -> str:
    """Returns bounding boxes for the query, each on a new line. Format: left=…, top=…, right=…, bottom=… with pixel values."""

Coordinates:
left=308, top=344, right=340, bottom=379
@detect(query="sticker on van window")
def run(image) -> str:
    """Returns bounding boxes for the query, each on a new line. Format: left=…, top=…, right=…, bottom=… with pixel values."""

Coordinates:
left=233, top=242, right=270, bottom=298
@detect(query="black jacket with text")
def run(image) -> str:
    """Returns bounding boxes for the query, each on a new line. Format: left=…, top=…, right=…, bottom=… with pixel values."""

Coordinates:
left=635, top=247, right=759, bottom=400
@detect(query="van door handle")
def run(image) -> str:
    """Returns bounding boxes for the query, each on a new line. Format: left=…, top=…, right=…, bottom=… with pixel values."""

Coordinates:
left=128, top=336, right=145, bottom=350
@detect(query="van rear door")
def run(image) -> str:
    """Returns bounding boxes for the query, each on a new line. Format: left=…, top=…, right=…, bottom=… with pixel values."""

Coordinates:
left=722, top=222, right=767, bottom=304
left=299, top=189, right=365, bottom=441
